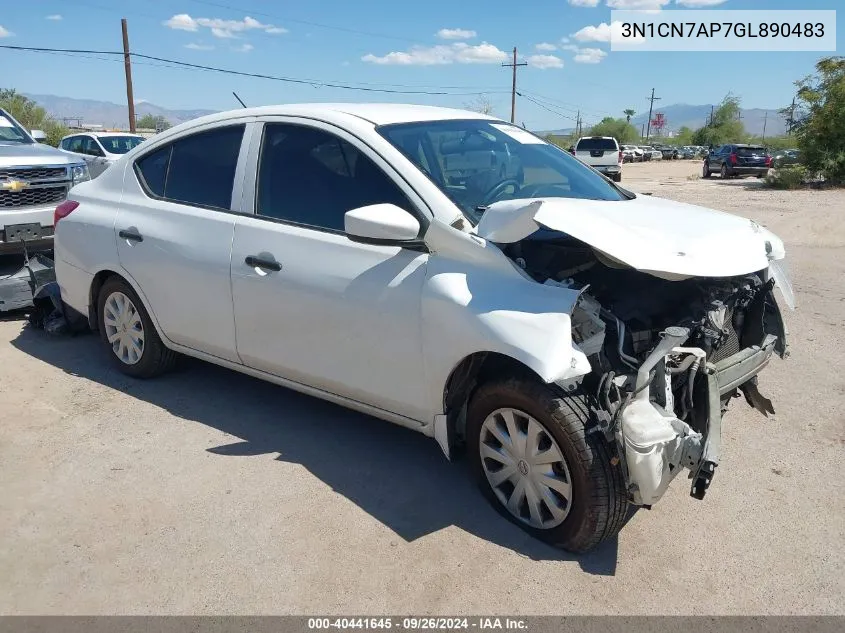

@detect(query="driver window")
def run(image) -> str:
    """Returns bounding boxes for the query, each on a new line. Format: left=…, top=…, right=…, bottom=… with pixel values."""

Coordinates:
left=256, top=123, right=414, bottom=233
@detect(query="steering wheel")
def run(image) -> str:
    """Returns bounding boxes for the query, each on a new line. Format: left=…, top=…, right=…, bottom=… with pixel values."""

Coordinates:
left=518, top=183, right=568, bottom=198
left=482, top=178, right=521, bottom=206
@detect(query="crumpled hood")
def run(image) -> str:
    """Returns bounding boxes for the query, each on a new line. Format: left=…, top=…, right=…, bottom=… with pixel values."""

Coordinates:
left=0, top=141, right=82, bottom=166
left=474, top=195, right=786, bottom=280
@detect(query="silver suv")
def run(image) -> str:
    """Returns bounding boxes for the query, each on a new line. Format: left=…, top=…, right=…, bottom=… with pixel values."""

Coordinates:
left=0, top=108, right=90, bottom=254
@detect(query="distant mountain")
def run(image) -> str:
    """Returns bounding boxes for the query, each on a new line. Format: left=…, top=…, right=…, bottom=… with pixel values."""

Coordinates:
left=630, top=104, right=787, bottom=137
left=26, top=93, right=217, bottom=129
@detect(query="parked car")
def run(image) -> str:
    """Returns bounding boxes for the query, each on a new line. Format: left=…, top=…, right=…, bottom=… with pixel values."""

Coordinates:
left=620, top=145, right=643, bottom=162
left=54, top=104, right=792, bottom=553
left=772, top=149, right=800, bottom=168
left=641, top=146, right=663, bottom=161
left=679, top=146, right=697, bottom=159
left=573, top=136, right=622, bottom=181
left=60, top=132, right=146, bottom=178
left=0, top=107, right=90, bottom=255
left=654, top=145, right=679, bottom=160
left=703, top=144, right=772, bottom=179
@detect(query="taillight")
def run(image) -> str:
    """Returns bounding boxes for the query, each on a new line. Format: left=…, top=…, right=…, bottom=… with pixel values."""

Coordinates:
left=729, top=153, right=737, bottom=165
left=765, top=155, right=773, bottom=167
left=54, top=200, right=79, bottom=226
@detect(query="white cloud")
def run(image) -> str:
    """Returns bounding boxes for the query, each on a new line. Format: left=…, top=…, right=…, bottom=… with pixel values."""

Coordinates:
left=573, top=20, right=644, bottom=44
left=0, top=25, right=12, bottom=38
left=164, top=14, right=198, bottom=31
left=185, top=42, right=214, bottom=50
left=675, top=0, right=728, bottom=6
left=362, top=42, right=508, bottom=66
left=436, top=28, right=477, bottom=40
left=560, top=43, right=581, bottom=51
left=561, top=37, right=571, bottom=43
left=45, top=14, right=63, bottom=21
left=574, top=47, right=607, bottom=63
left=233, top=43, right=254, bottom=53
left=535, top=42, right=557, bottom=51
left=568, top=0, right=600, bottom=6
left=607, top=0, right=670, bottom=8
left=527, top=54, right=564, bottom=69
left=163, top=14, right=287, bottom=38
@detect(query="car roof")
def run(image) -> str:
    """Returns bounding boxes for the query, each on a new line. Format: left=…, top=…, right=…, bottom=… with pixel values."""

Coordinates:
left=182, top=103, right=497, bottom=127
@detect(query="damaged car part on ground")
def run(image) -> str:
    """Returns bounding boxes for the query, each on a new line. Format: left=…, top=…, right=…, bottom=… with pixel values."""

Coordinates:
left=51, top=104, right=793, bottom=553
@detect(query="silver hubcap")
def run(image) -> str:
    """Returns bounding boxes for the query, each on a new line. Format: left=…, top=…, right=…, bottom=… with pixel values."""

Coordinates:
left=479, top=408, right=573, bottom=529
left=103, top=291, right=144, bottom=365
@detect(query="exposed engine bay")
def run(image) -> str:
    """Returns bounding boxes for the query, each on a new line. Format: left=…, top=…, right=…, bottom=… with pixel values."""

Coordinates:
left=503, top=230, right=788, bottom=505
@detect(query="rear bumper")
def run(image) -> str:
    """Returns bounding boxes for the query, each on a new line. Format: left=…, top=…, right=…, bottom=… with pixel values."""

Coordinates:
left=595, top=165, right=621, bottom=175
left=728, top=166, right=769, bottom=176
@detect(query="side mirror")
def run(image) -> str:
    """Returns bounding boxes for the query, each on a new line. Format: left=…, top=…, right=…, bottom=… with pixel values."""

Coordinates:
left=31, top=129, right=47, bottom=142
left=344, top=203, right=421, bottom=244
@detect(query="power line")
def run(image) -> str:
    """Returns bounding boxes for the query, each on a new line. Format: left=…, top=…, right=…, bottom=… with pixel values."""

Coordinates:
left=517, top=93, right=578, bottom=123
left=0, top=44, right=507, bottom=96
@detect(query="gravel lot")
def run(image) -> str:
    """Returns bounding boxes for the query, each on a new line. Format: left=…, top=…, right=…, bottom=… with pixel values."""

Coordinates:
left=1, top=159, right=843, bottom=615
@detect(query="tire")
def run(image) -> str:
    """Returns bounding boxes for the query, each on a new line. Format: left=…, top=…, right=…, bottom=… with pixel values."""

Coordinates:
left=97, top=276, right=177, bottom=378
left=467, top=378, right=628, bottom=553
left=720, top=164, right=729, bottom=179
left=702, top=162, right=711, bottom=178
left=612, top=173, right=622, bottom=183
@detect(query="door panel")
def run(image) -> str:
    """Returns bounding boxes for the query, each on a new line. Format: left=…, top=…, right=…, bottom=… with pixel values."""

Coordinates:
left=231, top=218, right=428, bottom=420
left=113, top=123, right=250, bottom=362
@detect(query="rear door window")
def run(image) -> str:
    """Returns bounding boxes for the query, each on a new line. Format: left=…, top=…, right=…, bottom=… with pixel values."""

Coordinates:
left=576, top=138, right=617, bottom=152
left=134, top=125, right=245, bottom=209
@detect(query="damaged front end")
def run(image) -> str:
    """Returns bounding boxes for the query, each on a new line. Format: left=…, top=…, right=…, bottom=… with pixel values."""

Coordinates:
left=479, top=197, right=792, bottom=507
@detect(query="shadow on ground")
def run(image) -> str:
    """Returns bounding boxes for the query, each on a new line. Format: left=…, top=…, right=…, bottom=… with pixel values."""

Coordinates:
left=11, top=324, right=634, bottom=575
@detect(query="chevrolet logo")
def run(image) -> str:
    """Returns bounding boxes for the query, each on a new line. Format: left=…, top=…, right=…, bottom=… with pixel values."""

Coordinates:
left=1, top=179, right=30, bottom=193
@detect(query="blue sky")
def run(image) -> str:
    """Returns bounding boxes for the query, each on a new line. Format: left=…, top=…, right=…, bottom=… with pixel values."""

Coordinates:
left=0, top=0, right=841, bottom=130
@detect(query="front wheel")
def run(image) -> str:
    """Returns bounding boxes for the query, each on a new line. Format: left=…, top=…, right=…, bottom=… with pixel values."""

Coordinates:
left=97, top=277, right=177, bottom=378
left=467, top=379, right=628, bottom=553
left=702, top=162, right=711, bottom=178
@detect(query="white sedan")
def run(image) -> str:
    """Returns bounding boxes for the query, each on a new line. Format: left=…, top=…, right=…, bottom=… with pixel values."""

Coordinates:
left=54, top=104, right=792, bottom=552
left=59, top=132, right=146, bottom=178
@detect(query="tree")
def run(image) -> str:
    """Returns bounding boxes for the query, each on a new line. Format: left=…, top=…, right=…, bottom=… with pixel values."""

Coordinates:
left=136, top=113, right=172, bottom=131
left=674, top=126, right=695, bottom=146
left=623, top=108, right=636, bottom=123
left=0, top=89, right=69, bottom=147
left=793, top=56, right=845, bottom=184
left=588, top=117, right=638, bottom=144
left=463, top=95, right=495, bottom=116
left=691, top=94, right=746, bottom=146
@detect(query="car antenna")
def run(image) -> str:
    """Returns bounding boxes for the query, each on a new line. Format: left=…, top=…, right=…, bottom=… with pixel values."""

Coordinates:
left=232, top=92, right=247, bottom=108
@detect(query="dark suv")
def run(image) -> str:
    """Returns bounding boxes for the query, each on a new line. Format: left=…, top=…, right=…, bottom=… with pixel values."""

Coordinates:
left=703, top=144, right=771, bottom=179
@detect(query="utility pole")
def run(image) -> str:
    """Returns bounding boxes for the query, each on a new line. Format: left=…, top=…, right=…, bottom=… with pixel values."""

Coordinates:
left=787, top=97, right=797, bottom=134
left=502, top=47, right=527, bottom=123
left=576, top=110, right=581, bottom=137
left=121, top=18, right=136, bottom=133
left=641, top=123, right=645, bottom=139
left=645, top=88, right=661, bottom=143
left=762, top=111, right=768, bottom=141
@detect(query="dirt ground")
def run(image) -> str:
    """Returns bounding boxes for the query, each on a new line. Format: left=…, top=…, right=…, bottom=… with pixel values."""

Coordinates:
left=1, top=160, right=843, bottom=615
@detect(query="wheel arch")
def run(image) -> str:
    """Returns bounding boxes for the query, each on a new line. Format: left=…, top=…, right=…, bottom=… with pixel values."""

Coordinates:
left=88, top=269, right=169, bottom=345
left=441, top=351, right=552, bottom=449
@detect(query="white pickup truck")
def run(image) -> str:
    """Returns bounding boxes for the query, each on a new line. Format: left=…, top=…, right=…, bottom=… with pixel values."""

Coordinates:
left=574, top=136, right=622, bottom=182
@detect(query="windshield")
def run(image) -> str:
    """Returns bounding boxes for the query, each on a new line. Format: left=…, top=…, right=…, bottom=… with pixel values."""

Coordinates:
left=379, top=119, right=627, bottom=224
left=0, top=112, right=33, bottom=144
left=98, top=135, right=144, bottom=154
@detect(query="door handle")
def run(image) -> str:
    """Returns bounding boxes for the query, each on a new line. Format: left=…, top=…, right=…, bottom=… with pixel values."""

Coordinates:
left=118, top=229, right=143, bottom=243
left=245, top=255, right=282, bottom=272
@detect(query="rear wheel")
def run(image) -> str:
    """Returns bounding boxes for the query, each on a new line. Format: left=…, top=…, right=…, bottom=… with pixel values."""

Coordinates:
left=97, top=277, right=177, bottom=378
left=612, top=173, right=622, bottom=183
left=467, top=378, right=628, bottom=553
left=720, top=164, right=729, bottom=179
